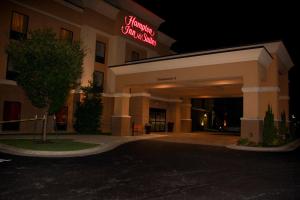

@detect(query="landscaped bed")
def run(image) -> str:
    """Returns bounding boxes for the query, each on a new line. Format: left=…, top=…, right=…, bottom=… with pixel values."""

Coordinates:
left=0, top=139, right=99, bottom=151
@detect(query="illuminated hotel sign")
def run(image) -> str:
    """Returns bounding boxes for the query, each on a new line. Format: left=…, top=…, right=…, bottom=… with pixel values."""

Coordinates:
left=121, top=15, right=157, bottom=47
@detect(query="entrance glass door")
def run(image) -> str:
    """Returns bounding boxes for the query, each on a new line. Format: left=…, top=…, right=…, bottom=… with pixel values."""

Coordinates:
left=149, top=108, right=166, bottom=132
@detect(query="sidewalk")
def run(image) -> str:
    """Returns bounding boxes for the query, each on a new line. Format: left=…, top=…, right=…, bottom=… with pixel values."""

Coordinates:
left=0, top=134, right=166, bottom=158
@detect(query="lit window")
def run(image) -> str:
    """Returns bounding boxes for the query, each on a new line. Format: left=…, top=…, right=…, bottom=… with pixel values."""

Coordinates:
left=131, top=51, right=140, bottom=61
left=95, top=41, right=106, bottom=63
left=60, top=28, right=73, bottom=42
left=10, top=11, right=29, bottom=40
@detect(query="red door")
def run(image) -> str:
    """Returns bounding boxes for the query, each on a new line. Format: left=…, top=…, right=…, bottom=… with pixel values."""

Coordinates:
left=2, top=101, right=21, bottom=131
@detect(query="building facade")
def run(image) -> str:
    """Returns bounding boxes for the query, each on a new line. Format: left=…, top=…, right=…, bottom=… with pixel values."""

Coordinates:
left=0, top=0, right=175, bottom=133
left=0, top=0, right=294, bottom=143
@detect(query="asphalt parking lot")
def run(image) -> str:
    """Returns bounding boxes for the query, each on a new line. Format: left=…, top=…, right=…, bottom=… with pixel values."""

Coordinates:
left=1, top=138, right=300, bottom=200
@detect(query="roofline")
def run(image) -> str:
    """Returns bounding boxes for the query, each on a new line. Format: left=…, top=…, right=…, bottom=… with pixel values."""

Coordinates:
left=110, top=47, right=273, bottom=76
left=157, top=31, right=176, bottom=47
left=110, top=41, right=294, bottom=71
left=109, top=45, right=273, bottom=68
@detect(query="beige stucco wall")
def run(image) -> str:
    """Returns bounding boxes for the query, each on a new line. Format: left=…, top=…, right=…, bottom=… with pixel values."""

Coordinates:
left=0, top=85, right=41, bottom=132
left=130, top=96, right=149, bottom=134
left=101, top=96, right=114, bottom=133
left=115, top=61, right=260, bottom=92
left=125, top=42, right=147, bottom=62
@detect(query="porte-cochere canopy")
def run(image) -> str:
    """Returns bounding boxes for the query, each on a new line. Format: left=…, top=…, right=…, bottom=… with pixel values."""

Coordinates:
left=106, top=41, right=293, bottom=143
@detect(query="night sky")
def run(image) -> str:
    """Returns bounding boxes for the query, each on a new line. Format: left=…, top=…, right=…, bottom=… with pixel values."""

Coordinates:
left=135, top=0, right=300, bottom=119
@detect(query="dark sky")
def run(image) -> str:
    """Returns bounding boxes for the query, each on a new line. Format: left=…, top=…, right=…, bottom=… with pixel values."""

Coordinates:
left=135, top=0, right=300, bottom=117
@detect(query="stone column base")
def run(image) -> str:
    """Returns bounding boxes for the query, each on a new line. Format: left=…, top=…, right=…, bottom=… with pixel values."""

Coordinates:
left=181, top=119, right=192, bottom=133
left=112, top=116, right=131, bottom=136
left=241, top=119, right=263, bottom=143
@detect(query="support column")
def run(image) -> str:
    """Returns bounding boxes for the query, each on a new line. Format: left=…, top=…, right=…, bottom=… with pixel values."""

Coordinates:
left=101, top=95, right=114, bottom=133
left=241, top=86, right=280, bottom=143
left=170, top=102, right=181, bottom=133
left=180, top=98, right=192, bottom=132
left=80, top=25, right=96, bottom=87
left=112, top=93, right=131, bottom=136
left=130, top=94, right=150, bottom=135
left=279, top=73, right=289, bottom=119
left=106, top=36, right=126, bottom=93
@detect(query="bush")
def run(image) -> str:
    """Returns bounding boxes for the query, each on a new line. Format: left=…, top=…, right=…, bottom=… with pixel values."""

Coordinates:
left=237, top=138, right=261, bottom=147
left=74, top=82, right=102, bottom=133
left=238, top=138, right=250, bottom=146
left=262, top=105, right=278, bottom=146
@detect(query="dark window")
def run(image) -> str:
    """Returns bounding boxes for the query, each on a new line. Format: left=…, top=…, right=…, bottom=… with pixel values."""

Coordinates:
left=131, top=51, right=140, bottom=61
left=10, top=11, right=29, bottom=40
left=95, top=41, right=106, bottom=63
left=93, top=71, right=104, bottom=91
left=6, top=55, right=19, bottom=81
left=60, top=28, right=73, bottom=42
left=2, top=101, right=21, bottom=131
left=55, top=106, right=68, bottom=131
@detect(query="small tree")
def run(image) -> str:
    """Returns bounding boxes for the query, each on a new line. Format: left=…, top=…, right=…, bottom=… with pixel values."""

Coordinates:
left=262, top=105, right=277, bottom=146
left=6, top=29, right=84, bottom=141
left=74, top=82, right=103, bottom=134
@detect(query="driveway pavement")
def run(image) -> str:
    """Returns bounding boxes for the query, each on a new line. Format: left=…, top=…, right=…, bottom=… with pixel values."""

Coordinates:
left=1, top=138, right=299, bottom=200
left=154, top=132, right=239, bottom=146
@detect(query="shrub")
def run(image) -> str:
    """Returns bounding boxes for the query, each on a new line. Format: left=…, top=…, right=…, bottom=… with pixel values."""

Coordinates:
left=262, top=105, right=278, bottom=146
left=74, top=82, right=103, bottom=133
left=238, top=138, right=249, bottom=146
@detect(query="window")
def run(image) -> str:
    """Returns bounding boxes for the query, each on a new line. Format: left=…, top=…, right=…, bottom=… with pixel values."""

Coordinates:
left=131, top=51, right=140, bottom=61
left=95, top=41, right=106, bottom=63
left=2, top=101, right=21, bottom=131
left=10, top=11, right=29, bottom=40
left=60, top=28, right=73, bottom=42
left=6, top=55, right=18, bottom=81
left=93, top=71, right=104, bottom=91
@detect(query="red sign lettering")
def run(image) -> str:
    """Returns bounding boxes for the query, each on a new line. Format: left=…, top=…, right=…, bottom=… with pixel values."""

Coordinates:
left=121, top=16, right=157, bottom=47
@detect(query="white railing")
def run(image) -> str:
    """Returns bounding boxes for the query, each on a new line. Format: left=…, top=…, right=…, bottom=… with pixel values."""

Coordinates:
left=0, top=115, right=46, bottom=133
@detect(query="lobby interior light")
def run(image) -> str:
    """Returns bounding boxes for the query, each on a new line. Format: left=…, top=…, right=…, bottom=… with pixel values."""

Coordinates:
left=152, top=84, right=178, bottom=89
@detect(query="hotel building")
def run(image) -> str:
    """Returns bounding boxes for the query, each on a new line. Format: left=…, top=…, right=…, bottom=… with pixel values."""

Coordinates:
left=0, top=0, right=294, bottom=143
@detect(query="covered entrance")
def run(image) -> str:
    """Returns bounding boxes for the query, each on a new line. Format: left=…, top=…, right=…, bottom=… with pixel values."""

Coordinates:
left=191, top=98, right=242, bottom=134
left=107, top=42, right=293, bottom=143
left=149, top=108, right=166, bottom=132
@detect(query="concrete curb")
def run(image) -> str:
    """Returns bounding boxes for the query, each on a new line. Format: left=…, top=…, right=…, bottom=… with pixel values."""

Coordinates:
left=0, top=134, right=166, bottom=158
left=226, top=138, right=300, bottom=152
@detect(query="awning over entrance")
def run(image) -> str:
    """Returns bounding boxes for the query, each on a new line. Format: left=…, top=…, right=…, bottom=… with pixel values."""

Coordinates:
left=106, top=41, right=293, bottom=143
